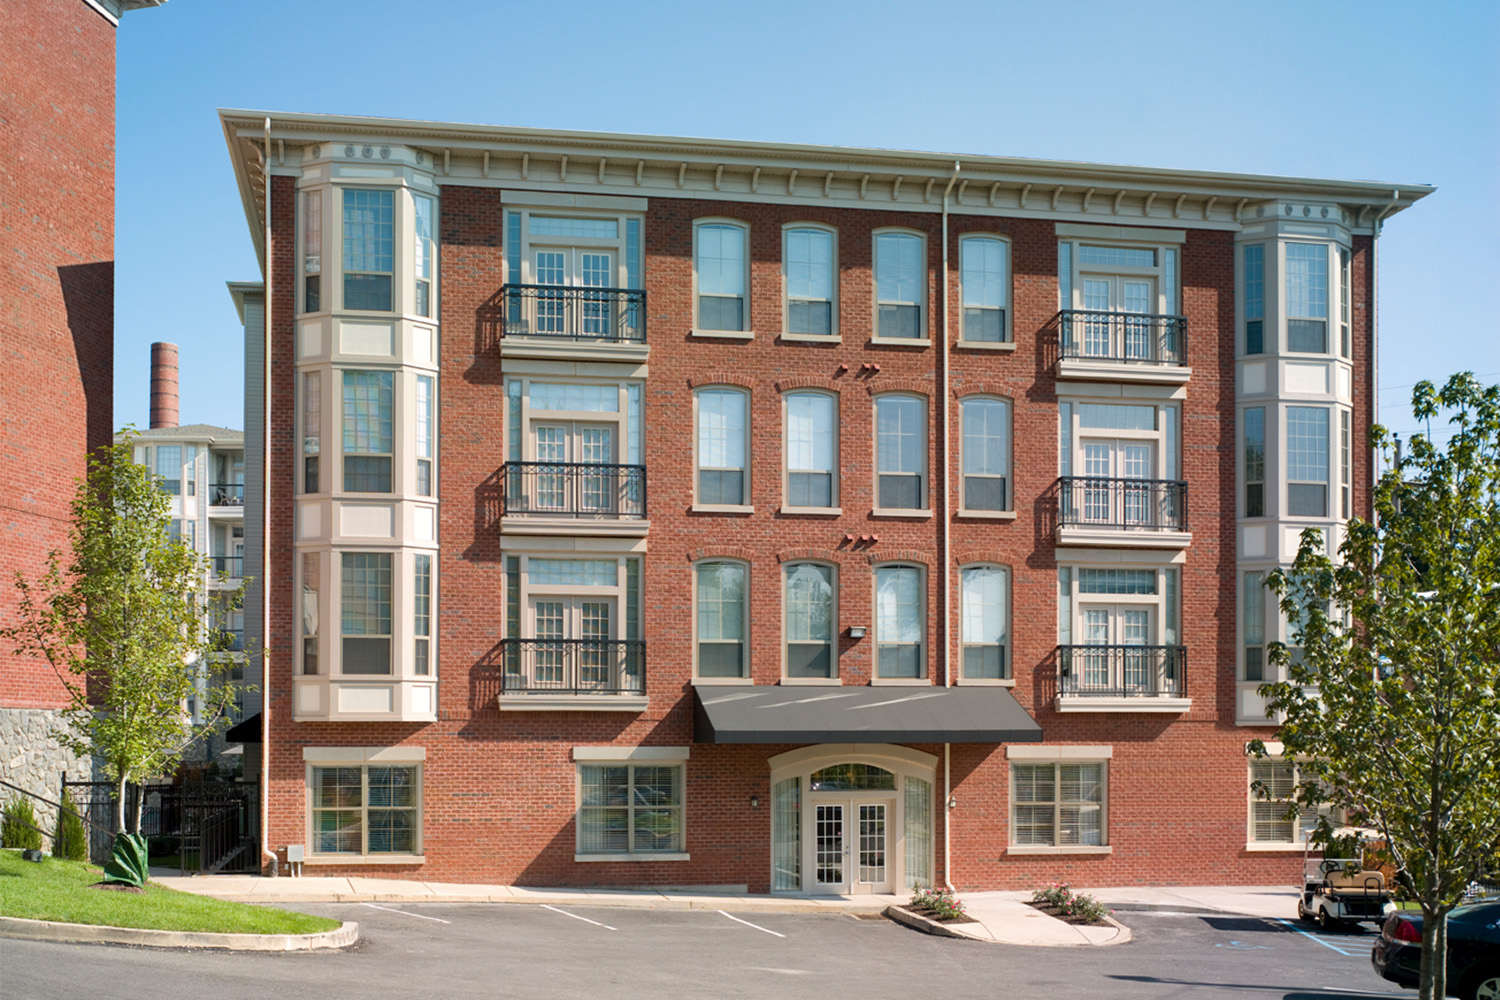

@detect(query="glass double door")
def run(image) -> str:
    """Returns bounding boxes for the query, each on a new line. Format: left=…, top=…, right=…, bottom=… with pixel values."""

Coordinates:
left=1080, top=604, right=1154, bottom=692
left=809, top=796, right=894, bottom=895
left=534, top=249, right=616, bottom=337
left=1081, top=275, right=1156, bottom=359
left=533, top=422, right=616, bottom=514
left=529, top=596, right=616, bottom=689
left=1079, top=439, right=1156, bottom=526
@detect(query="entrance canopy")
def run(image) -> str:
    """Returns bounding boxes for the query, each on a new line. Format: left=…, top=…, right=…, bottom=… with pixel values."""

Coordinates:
left=693, top=685, right=1043, bottom=744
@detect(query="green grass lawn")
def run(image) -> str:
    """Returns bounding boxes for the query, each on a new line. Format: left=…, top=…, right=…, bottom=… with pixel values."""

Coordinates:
left=0, top=852, right=340, bottom=935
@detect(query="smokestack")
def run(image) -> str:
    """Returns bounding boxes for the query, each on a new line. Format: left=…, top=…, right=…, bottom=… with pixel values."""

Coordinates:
left=150, top=341, right=179, bottom=429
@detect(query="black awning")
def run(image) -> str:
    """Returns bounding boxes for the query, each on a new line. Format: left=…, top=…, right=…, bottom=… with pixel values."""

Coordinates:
left=225, top=713, right=262, bottom=744
left=693, top=685, right=1043, bottom=744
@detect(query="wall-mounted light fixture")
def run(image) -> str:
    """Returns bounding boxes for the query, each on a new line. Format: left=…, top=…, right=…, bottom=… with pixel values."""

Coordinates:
left=847, top=626, right=867, bottom=639
left=750, top=795, right=760, bottom=809
left=947, top=796, right=958, bottom=810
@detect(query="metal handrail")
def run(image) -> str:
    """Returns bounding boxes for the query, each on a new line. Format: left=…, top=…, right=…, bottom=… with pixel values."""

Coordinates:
left=500, top=638, right=645, bottom=696
left=1058, top=477, right=1188, bottom=531
left=210, top=555, right=245, bottom=578
left=501, top=284, right=647, bottom=344
left=1059, top=309, right=1187, bottom=365
left=502, top=461, right=647, bottom=518
left=1058, top=644, right=1186, bottom=697
left=210, top=483, right=245, bottom=506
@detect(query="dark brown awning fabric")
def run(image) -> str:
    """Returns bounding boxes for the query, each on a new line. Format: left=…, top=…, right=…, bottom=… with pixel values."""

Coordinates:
left=693, top=685, right=1043, bottom=744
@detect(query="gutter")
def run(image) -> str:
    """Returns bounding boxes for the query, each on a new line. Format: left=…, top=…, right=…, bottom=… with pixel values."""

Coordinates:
left=940, top=160, right=960, bottom=893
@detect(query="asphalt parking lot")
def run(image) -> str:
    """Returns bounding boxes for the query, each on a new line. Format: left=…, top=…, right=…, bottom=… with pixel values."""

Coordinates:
left=4, top=904, right=1411, bottom=1000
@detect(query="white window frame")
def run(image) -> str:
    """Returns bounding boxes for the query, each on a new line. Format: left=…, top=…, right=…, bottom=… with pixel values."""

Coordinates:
left=873, top=563, right=926, bottom=684
left=1246, top=750, right=1343, bottom=850
left=1284, top=241, right=1331, bottom=355
left=873, top=393, right=929, bottom=515
left=872, top=229, right=928, bottom=344
left=299, top=188, right=324, bottom=315
left=693, top=385, right=751, bottom=510
left=782, top=223, right=838, bottom=341
left=693, top=559, right=749, bottom=682
left=340, top=369, right=395, bottom=495
left=782, top=390, right=839, bottom=513
left=693, top=218, right=751, bottom=337
left=339, top=187, right=397, bottom=313
left=339, top=550, right=394, bottom=677
left=1285, top=404, right=1332, bottom=518
left=1057, top=562, right=1181, bottom=651
left=1005, top=746, right=1112, bottom=855
left=957, top=234, right=1012, bottom=346
left=1059, top=238, right=1179, bottom=315
left=304, top=747, right=425, bottom=863
left=958, top=395, right=1013, bottom=516
left=783, top=561, right=838, bottom=684
left=1059, top=397, right=1181, bottom=483
left=573, top=746, right=690, bottom=862
left=1240, top=242, right=1266, bottom=357
left=959, top=563, right=1011, bottom=684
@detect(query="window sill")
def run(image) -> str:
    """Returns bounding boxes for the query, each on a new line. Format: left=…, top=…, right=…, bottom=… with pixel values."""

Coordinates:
left=1244, top=842, right=1306, bottom=853
left=691, top=329, right=755, bottom=341
left=778, top=332, right=842, bottom=344
left=1006, top=845, right=1112, bottom=856
left=691, top=676, right=752, bottom=686
left=779, top=505, right=842, bottom=517
left=575, top=852, right=690, bottom=863
left=957, top=677, right=1016, bottom=687
left=869, top=336, right=931, bottom=348
left=690, top=503, right=755, bottom=515
left=956, top=509, right=1017, bottom=521
left=780, top=676, right=842, bottom=686
left=870, top=677, right=932, bottom=687
left=306, top=854, right=426, bottom=865
left=955, top=340, right=1017, bottom=352
left=870, top=508, right=932, bottom=519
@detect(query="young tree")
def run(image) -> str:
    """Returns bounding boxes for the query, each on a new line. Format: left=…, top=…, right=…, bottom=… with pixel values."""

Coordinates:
left=1252, top=373, right=1500, bottom=1000
left=3, top=436, right=242, bottom=881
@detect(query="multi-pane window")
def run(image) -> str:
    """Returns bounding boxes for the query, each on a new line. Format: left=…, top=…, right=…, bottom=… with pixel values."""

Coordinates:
left=697, top=388, right=748, bottom=505
left=785, top=392, right=835, bottom=508
left=875, top=565, right=923, bottom=679
left=1242, top=244, right=1264, bottom=355
left=311, top=764, right=418, bottom=855
left=1339, top=248, right=1351, bottom=359
left=342, top=371, right=393, bottom=493
left=416, top=375, right=434, bottom=497
left=1285, top=243, right=1328, bottom=353
left=961, top=397, right=1010, bottom=512
left=301, top=552, right=319, bottom=676
left=785, top=227, right=834, bottom=336
left=696, top=222, right=747, bottom=331
left=1243, top=571, right=1265, bottom=682
left=785, top=563, right=834, bottom=678
left=1249, top=760, right=1296, bottom=843
left=876, top=395, right=925, bottom=510
left=1287, top=406, right=1330, bottom=517
left=696, top=561, right=747, bottom=678
left=414, top=554, right=431, bottom=676
left=960, top=236, right=1009, bottom=342
left=155, top=445, right=182, bottom=495
left=961, top=565, right=1009, bottom=680
left=1244, top=407, right=1265, bottom=518
left=1340, top=410, right=1351, bottom=520
left=303, top=372, right=321, bottom=494
left=341, top=552, right=392, bottom=674
left=301, top=190, right=322, bottom=312
left=413, top=194, right=434, bottom=318
left=342, top=189, right=394, bottom=311
left=1012, top=762, right=1106, bottom=847
left=875, top=232, right=923, bottom=338
left=577, top=763, right=683, bottom=855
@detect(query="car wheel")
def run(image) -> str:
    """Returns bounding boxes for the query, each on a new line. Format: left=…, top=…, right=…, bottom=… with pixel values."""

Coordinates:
left=1463, top=966, right=1500, bottom=1000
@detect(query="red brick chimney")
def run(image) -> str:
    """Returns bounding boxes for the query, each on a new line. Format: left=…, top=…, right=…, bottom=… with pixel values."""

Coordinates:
left=149, top=341, right=179, bottom=429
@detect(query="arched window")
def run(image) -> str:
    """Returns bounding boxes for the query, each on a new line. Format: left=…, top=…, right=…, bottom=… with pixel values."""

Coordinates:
left=695, top=387, right=749, bottom=506
left=961, top=396, right=1011, bottom=512
left=874, top=231, right=925, bottom=339
left=695, top=561, right=747, bottom=679
left=875, top=394, right=925, bottom=510
left=874, top=564, right=923, bottom=679
left=959, top=236, right=1010, bottom=343
left=784, top=225, right=836, bottom=336
left=785, top=562, right=835, bottom=679
left=695, top=220, right=749, bottom=332
left=960, top=564, right=1009, bottom=680
left=784, top=391, right=837, bottom=508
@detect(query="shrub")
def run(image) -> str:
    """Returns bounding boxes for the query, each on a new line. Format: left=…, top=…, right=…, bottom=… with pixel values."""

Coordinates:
left=1031, top=881, right=1112, bottom=923
left=1031, top=881, right=1074, bottom=908
left=910, top=886, right=968, bottom=920
left=2, top=797, right=44, bottom=851
left=52, top=790, right=88, bottom=861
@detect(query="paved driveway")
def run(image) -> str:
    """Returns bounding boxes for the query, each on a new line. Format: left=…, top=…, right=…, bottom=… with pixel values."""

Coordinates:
left=5, top=904, right=1406, bottom=1000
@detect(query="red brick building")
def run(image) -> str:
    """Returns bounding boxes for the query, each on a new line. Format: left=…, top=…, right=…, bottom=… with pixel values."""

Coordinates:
left=221, top=110, right=1430, bottom=892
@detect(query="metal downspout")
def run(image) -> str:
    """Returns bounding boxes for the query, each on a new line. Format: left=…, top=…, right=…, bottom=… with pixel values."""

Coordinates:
left=260, top=117, right=274, bottom=873
left=940, top=161, right=959, bottom=892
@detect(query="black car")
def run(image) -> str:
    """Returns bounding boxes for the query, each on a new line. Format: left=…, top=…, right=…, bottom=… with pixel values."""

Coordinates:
left=1371, top=898, right=1500, bottom=1000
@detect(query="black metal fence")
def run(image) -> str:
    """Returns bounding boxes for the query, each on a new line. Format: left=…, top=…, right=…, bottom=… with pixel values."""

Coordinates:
left=211, top=555, right=245, bottom=579
left=502, top=462, right=647, bottom=518
left=1059, top=477, right=1188, bottom=531
left=501, top=284, right=647, bottom=343
left=58, top=776, right=258, bottom=873
left=501, top=638, right=646, bottom=696
left=1058, top=645, right=1186, bottom=698
left=1059, top=310, right=1187, bottom=365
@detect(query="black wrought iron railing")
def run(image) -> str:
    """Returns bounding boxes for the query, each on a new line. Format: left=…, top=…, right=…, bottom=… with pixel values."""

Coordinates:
left=210, top=483, right=245, bottom=506
left=501, top=284, right=646, bottom=344
left=1059, top=310, right=1187, bottom=365
left=502, top=462, right=646, bottom=519
left=501, top=639, right=645, bottom=696
left=1058, top=645, right=1186, bottom=698
left=216, top=629, right=245, bottom=652
left=1058, top=477, right=1188, bottom=531
left=211, top=555, right=245, bottom=579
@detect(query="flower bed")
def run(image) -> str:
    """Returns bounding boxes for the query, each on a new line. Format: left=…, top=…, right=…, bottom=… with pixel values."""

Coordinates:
left=1027, top=882, right=1112, bottom=926
left=902, top=887, right=974, bottom=924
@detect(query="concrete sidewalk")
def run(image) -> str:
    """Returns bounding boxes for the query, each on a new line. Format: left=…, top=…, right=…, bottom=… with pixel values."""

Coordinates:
left=150, top=870, right=1297, bottom=948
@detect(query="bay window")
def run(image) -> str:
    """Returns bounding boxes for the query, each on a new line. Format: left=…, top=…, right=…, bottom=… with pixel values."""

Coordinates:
left=342, top=189, right=394, bottom=311
left=341, top=552, right=392, bottom=675
left=1285, top=243, right=1328, bottom=353
left=1287, top=406, right=1330, bottom=517
left=342, top=371, right=393, bottom=493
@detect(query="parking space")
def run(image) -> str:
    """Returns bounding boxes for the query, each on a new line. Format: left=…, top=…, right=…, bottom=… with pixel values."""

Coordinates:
left=4, top=904, right=1413, bottom=1000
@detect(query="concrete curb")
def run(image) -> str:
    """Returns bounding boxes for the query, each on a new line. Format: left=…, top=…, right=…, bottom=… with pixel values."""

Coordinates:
left=165, top=890, right=893, bottom=915
left=0, top=915, right=360, bottom=951
left=883, top=905, right=981, bottom=940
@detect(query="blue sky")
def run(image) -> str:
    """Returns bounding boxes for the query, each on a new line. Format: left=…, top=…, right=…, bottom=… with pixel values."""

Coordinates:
left=114, top=0, right=1499, bottom=444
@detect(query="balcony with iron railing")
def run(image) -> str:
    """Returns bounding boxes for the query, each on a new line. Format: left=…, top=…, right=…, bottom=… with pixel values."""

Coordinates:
left=1056, top=477, right=1191, bottom=548
left=214, top=629, right=245, bottom=653
left=1055, top=644, right=1190, bottom=712
left=209, top=555, right=245, bottom=583
left=209, top=483, right=245, bottom=508
left=497, top=638, right=647, bottom=711
left=497, top=285, right=648, bottom=360
left=500, top=462, right=648, bottom=536
left=1057, top=310, right=1189, bottom=383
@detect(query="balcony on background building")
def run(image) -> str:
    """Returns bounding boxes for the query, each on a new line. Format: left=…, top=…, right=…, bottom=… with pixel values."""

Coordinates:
left=215, top=629, right=244, bottom=653
left=497, top=284, right=648, bottom=362
left=500, top=462, right=648, bottom=537
left=1057, top=310, right=1190, bottom=384
left=1056, top=477, right=1191, bottom=549
left=209, top=483, right=245, bottom=508
left=209, top=555, right=245, bottom=584
left=1055, top=644, right=1190, bottom=713
left=497, top=638, right=647, bottom=712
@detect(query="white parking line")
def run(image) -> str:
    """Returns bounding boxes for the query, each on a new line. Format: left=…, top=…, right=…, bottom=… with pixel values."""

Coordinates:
left=541, top=904, right=617, bottom=931
left=719, top=910, right=786, bottom=938
left=1274, top=918, right=1353, bottom=956
left=361, top=903, right=451, bottom=924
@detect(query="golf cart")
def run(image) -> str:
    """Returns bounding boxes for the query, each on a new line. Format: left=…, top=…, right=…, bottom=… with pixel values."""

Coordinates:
left=1296, top=825, right=1397, bottom=930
